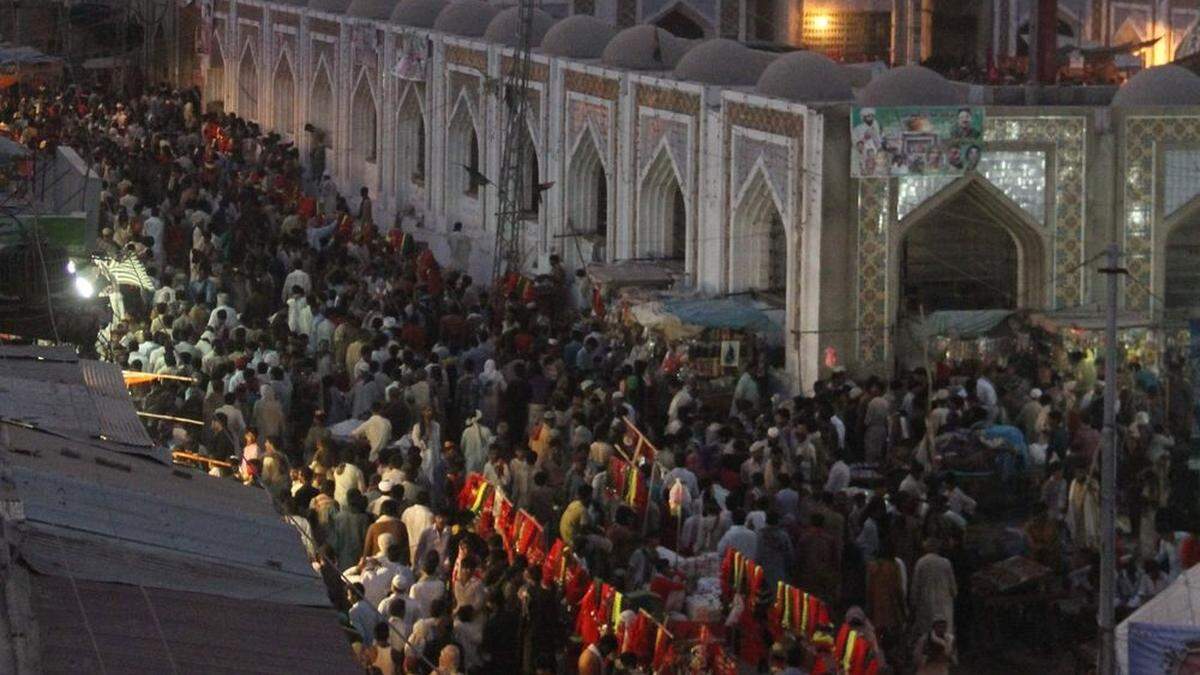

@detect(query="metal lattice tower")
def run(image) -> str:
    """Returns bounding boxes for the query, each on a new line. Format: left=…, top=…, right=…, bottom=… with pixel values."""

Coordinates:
left=491, top=0, right=537, bottom=283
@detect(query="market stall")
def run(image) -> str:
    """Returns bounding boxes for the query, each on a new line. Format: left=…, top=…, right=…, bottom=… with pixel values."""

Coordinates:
left=624, top=295, right=783, bottom=413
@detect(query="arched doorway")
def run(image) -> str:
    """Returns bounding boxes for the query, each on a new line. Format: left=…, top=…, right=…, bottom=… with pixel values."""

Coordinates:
left=655, top=6, right=707, bottom=38
left=895, top=175, right=1047, bottom=317
left=566, top=129, right=608, bottom=269
left=309, top=62, right=334, bottom=154
left=205, top=42, right=225, bottom=108
left=446, top=102, right=480, bottom=205
left=638, top=148, right=687, bottom=261
left=731, top=171, right=786, bottom=293
left=395, top=86, right=426, bottom=205
left=350, top=75, right=378, bottom=189
left=273, top=55, right=296, bottom=138
left=237, top=44, right=258, bottom=121
left=515, top=122, right=541, bottom=218
left=1165, top=220, right=1200, bottom=318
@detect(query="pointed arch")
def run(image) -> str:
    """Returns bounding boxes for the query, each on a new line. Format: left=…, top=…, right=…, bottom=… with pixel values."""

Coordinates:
left=446, top=96, right=480, bottom=202
left=730, top=166, right=786, bottom=293
left=638, top=143, right=687, bottom=260
left=205, top=38, right=226, bottom=107
left=565, top=126, right=608, bottom=268
left=515, top=120, right=541, bottom=216
left=893, top=174, right=1049, bottom=316
left=396, top=84, right=427, bottom=201
left=237, top=42, right=259, bottom=121
left=273, top=52, right=296, bottom=138
left=308, top=58, right=335, bottom=139
left=350, top=73, right=378, bottom=166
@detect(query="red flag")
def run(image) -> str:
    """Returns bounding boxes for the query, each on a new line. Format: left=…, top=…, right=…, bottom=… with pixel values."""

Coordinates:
left=574, top=581, right=601, bottom=645
left=651, top=625, right=674, bottom=672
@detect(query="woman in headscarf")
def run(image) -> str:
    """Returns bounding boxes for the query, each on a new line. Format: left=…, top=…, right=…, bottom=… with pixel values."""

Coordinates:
left=476, top=359, right=506, bottom=429
left=253, top=383, right=286, bottom=441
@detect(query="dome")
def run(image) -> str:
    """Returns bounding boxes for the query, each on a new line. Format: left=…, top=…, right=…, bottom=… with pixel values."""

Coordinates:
left=391, top=0, right=446, bottom=26
left=858, top=65, right=963, bottom=106
left=1112, top=65, right=1200, bottom=106
left=756, top=51, right=853, bottom=102
left=601, top=25, right=693, bottom=70
left=433, top=0, right=498, bottom=37
left=541, top=15, right=616, bottom=59
left=483, top=7, right=556, bottom=48
left=347, top=0, right=395, bottom=19
left=673, top=38, right=775, bottom=86
left=308, top=0, right=353, bottom=12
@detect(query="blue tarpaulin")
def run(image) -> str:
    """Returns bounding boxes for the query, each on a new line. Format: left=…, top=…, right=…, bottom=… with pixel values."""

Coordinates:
left=661, top=297, right=782, bottom=334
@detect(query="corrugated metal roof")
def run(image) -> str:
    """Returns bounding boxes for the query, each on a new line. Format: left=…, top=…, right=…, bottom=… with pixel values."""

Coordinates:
left=2, top=426, right=326, bottom=606
left=30, top=575, right=360, bottom=674
left=0, top=345, right=161, bottom=462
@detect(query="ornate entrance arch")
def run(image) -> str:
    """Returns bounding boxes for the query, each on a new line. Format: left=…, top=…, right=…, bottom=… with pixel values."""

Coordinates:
left=890, top=173, right=1050, bottom=321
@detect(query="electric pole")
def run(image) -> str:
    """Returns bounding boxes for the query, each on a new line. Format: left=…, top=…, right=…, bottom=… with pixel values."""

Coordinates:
left=1098, top=242, right=1123, bottom=675
left=490, top=0, right=536, bottom=283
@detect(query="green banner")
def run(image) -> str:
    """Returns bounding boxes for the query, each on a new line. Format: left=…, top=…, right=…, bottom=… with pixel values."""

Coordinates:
left=851, top=106, right=985, bottom=177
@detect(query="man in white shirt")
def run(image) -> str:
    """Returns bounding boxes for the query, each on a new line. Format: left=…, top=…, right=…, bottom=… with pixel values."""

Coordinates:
left=281, top=263, right=312, bottom=304
left=350, top=401, right=393, bottom=458
left=976, top=370, right=999, bottom=424
left=400, top=496, right=434, bottom=565
left=716, top=510, right=758, bottom=559
left=824, top=456, right=851, bottom=494
left=406, top=556, right=446, bottom=621
left=142, top=206, right=165, bottom=266
left=360, top=541, right=410, bottom=606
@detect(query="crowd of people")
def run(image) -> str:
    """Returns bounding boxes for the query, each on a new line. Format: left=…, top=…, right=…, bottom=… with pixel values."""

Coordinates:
left=2, top=78, right=1198, bottom=674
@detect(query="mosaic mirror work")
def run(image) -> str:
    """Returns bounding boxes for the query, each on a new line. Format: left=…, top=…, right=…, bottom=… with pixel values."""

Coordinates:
left=855, top=116, right=1086, bottom=366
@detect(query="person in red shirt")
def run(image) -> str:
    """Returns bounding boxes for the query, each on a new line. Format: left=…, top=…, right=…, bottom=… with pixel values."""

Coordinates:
left=1181, top=529, right=1200, bottom=571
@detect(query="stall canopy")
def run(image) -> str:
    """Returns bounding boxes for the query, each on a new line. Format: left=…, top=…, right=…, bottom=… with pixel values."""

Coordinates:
left=0, top=45, right=63, bottom=89
left=629, top=297, right=783, bottom=342
left=1116, top=564, right=1200, bottom=674
left=915, top=309, right=1015, bottom=340
left=663, top=297, right=781, bottom=334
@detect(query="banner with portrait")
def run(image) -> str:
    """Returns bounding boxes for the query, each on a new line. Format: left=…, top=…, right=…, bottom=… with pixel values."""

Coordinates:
left=850, top=106, right=985, bottom=178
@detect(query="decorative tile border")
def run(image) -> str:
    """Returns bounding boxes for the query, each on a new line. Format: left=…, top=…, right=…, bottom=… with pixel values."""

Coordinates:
left=1122, top=115, right=1200, bottom=311
left=852, top=114, right=1087, bottom=368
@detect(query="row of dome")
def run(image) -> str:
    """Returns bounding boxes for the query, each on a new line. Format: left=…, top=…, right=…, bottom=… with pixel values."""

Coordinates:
left=299, top=0, right=1200, bottom=106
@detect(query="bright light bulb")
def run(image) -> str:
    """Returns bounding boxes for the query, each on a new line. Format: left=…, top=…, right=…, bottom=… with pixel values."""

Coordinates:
left=813, top=14, right=831, bottom=29
left=66, top=259, right=76, bottom=275
left=74, top=276, right=94, bottom=298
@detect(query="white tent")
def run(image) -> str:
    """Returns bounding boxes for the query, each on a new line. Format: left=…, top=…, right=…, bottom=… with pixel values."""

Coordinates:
left=1116, top=563, right=1200, bottom=673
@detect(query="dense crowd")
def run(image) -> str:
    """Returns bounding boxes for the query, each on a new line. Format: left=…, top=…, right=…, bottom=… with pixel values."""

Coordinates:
left=2, top=80, right=1198, bottom=674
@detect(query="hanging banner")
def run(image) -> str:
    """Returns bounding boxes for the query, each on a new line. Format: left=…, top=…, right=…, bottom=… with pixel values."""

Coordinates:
left=850, top=106, right=985, bottom=178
